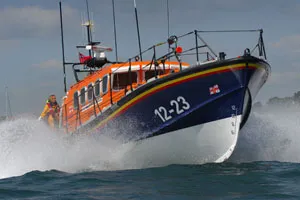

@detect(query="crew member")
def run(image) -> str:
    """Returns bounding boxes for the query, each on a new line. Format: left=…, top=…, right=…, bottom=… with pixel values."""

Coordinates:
left=38, top=94, right=60, bottom=129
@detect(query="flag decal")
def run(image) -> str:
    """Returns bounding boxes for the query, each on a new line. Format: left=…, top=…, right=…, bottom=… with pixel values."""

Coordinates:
left=209, top=84, right=220, bottom=95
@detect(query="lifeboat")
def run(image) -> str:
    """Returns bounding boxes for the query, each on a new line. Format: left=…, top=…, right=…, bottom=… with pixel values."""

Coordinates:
left=56, top=2, right=270, bottom=164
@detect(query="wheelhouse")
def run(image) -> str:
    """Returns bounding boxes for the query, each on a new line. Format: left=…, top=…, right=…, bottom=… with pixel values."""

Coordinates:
left=62, top=61, right=189, bottom=132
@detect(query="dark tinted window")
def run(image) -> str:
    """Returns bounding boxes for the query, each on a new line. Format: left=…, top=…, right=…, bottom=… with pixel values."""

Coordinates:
left=87, top=84, right=93, bottom=102
left=113, top=72, right=138, bottom=90
left=80, top=88, right=86, bottom=105
left=73, top=91, right=79, bottom=109
left=145, top=70, right=164, bottom=81
left=94, top=80, right=100, bottom=97
left=102, top=75, right=108, bottom=94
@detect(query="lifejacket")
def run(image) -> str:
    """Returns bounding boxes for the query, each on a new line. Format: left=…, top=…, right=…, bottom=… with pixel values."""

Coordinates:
left=46, top=100, right=60, bottom=119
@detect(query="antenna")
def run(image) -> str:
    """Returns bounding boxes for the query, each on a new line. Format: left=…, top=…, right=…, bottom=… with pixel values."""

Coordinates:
left=86, top=0, right=90, bottom=27
left=112, top=0, right=118, bottom=62
left=84, top=0, right=93, bottom=56
left=81, top=12, right=85, bottom=43
left=134, top=0, right=143, bottom=61
left=166, top=0, right=170, bottom=59
left=167, top=0, right=170, bottom=39
left=59, top=1, right=67, bottom=93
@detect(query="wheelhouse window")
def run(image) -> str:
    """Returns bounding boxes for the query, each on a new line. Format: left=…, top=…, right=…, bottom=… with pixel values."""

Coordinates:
left=80, top=87, right=86, bottom=105
left=94, top=80, right=100, bottom=97
left=73, top=91, right=79, bottom=109
left=145, top=69, right=164, bottom=81
left=102, top=75, right=108, bottom=94
left=87, top=84, right=93, bottom=102
left=113, top=72, right=138, bottom=90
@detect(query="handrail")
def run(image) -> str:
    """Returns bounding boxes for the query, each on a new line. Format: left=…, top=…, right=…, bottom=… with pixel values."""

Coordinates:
left=67, top=28, right=267, bottom=85
left=196, top=29, right=262, bottom=33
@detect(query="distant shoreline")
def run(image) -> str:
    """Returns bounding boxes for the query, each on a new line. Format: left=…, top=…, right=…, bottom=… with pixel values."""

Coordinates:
left=254, top=90, right=300, bottom=109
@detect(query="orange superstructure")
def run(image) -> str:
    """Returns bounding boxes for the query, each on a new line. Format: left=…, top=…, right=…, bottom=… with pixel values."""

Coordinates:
left=61, top=61, right=190, bottom=133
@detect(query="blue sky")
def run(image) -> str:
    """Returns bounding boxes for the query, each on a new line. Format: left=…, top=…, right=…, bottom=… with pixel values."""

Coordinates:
left=0, top=0, right=299, bottom=116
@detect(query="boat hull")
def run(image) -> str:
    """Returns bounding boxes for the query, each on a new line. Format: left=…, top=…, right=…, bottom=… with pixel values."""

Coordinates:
left=73, top=56, right=270, bottom=163
left=120, top=115, right=241, bottom=166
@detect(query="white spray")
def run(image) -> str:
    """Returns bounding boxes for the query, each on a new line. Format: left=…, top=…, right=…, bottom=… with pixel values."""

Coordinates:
left=0, top=116, right=133, bottom=179
left=230, top=105, right=300, bottom=163
left=0, top=105, right=299, bottom=179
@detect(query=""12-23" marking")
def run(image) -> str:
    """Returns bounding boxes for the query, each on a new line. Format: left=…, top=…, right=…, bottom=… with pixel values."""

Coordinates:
left=154, top=96, right=190, bottom=122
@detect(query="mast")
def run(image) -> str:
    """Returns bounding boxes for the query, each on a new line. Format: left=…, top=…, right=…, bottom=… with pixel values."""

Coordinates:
left=112, top=0, right=118, bottom=62
left=134, top=0, right=143, bottom=61
left=59, top=2, right=67, bottom=93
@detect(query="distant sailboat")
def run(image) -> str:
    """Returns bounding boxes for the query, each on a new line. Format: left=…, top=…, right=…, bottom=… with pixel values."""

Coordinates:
left=5, top=86, right=13, bottom=120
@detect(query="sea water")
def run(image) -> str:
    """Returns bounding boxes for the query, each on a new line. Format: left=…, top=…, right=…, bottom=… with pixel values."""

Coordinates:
left=0, top=106, right=299, bottom=199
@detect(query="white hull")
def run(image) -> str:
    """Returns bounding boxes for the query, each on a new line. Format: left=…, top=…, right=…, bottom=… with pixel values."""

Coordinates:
left=120, top=115, right=242, bottom=168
